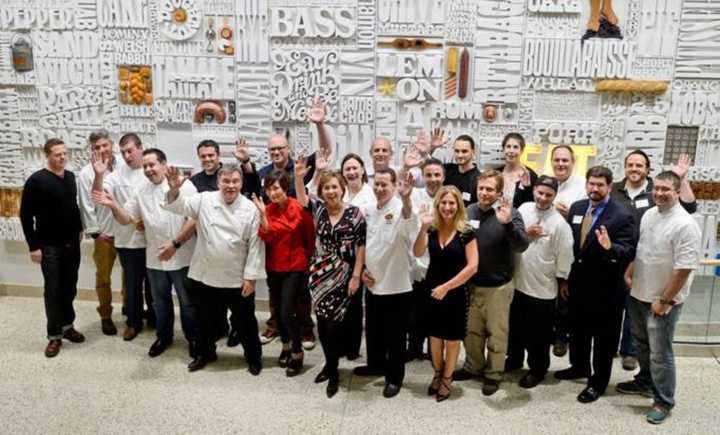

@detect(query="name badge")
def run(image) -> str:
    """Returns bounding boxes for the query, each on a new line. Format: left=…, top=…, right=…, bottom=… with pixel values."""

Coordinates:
left=462, top=192, right=471, bottom=202
left=635, top=198, right=649, bottom=208
left=469, top=219, right=479, bottom=229
left=572, top=215, right=583, bottom=224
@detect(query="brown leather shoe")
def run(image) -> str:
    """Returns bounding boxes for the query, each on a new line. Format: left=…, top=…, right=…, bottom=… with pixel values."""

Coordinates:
left=45, top=339, right=62, bottom=358
left=123, top=327, right=139, bottom=341
left=63, top=328, right=85, bottom=343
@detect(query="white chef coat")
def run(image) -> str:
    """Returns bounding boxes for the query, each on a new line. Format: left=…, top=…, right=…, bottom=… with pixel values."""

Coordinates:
left=632, top=203, right=701, bottom=304
left=344, top=183, right=376, bottom=211
left=514, top=202, right=575, bottom=300
left=104, top=164, right=147, bottom=248
left=409, top=187, right=435, bottom=282
left=554, top=174, right=587, bottom=209
left=163, top=189, right=266, bottom=288
left=125, top=179, right=197, bottom=271
left=77, top=155, right=123, bottom=236
left=363, top=196, right=419, bottom=295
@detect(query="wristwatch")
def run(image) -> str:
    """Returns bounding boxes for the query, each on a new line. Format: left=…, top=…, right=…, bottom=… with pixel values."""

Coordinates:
left=172, top=239, right=182, bottom=249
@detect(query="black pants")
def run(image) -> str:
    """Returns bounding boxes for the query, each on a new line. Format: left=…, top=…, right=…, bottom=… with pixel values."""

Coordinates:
left=317, top=316, right=349, bottom=377
left=407, top=280, right=427, bottom=355
left=365, top=291, right=411, bottom=386
left=506, top=290, right=555, bottom=376
left=41, top=242, right=81, bottom=339
left=569, top=299, right=623, bottom=393
left=343, top=285, right=364, bottom=357
left=266, top=283, right=315, bottom=336
left=186, top=278, right=262, bottom=364
left=116, top=248, right=147, bottom=330
left=267, top=271, right=304, bottom=354
left=553, top=294, right=571, bottom=343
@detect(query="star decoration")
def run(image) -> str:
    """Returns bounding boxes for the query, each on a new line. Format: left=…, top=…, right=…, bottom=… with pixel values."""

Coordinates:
left=378, top=79, right=396, bottom=97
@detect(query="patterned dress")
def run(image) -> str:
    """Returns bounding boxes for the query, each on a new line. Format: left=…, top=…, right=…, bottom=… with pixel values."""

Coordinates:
left=307, top=201, right=366, bottom=321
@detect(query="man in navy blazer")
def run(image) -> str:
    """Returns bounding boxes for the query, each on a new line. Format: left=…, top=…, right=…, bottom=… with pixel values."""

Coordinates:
left=554, top=166, right=637, bottom=404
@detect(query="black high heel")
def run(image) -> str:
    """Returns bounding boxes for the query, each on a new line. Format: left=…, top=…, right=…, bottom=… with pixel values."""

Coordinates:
left=436, top=376, right=453, bottom=402
left=427, top=368, right=442, bottom=396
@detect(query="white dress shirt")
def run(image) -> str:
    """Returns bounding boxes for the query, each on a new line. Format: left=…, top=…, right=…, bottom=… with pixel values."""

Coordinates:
left=363, top=196, right=420, bottom=295
left=409, top=187, right=435, bottom=282
left=554, top=174, right=586, bottom=209
left=632, top=203, right=701, bottom=304
left=344, top=183, right=376, bottom=211
left=78, top=155, right=123, bottom=236
left=515, top=202, right=575, bottom=300
left=125, top=179, right=197, bottom=271
left=163, top=189, right=266, bottom=288
left=104, top=164, right=146, bottom=248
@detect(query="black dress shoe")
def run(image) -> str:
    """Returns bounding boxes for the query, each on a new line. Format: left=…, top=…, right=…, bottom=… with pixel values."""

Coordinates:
left=188, top=354, right=217, bottom=372
left=148, top=339, right=171, bottom=358
left=62, top=328, right=85, bottom=343
left=577, top=386, right=602, bottom=403
left=482, top=379, right=500, bottom=396
left=226, top=329, right=241, bottom=347
left=382, top=383, right=401, bottom=398
left=101, top=319, right=117, bottom=336
left=554, top=367, right=590, bottom=380
left=326, top=376, right=339, bottom=398
left=247, top=361, right=262, bottom=376
left=315, top=369, right=330, bottom=384
left=453, top=368, right=477, bottom=381
left=353, top=365, right=383, bottom=377
left=519, top=372, right=544, bottom=389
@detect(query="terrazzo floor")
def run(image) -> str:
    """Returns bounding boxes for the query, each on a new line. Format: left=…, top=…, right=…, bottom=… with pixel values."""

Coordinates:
left=1, top=295, right=719, bottom=434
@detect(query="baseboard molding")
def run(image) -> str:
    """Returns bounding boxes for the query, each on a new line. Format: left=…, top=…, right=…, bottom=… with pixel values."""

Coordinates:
left=0, top=284, right=270, bottom=312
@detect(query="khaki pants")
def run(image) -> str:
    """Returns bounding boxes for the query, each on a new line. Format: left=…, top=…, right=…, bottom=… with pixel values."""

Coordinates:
left=93, top=237, right=123, bottom=319
left=463, top=281, right=514, bottom=381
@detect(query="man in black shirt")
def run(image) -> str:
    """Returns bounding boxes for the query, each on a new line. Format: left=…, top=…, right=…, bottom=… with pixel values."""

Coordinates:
left=454, top=169, right=529, bottom=396
left=20, top=138, right=85, bottom=358
left=423, top=131, right=480, bottom=207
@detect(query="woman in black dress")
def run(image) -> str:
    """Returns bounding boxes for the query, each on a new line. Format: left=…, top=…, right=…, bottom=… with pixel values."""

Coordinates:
left=413, top=185, right=478, bottom=402
left=295, top=157, right=366, bottom=398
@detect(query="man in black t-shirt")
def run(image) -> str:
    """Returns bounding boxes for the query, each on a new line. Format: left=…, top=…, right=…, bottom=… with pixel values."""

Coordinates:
left=20, top=138, right=85, bottom=358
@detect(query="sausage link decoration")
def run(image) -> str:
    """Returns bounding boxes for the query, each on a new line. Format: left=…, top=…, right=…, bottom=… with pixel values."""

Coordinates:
left=458, top=48, right=469, bottom=100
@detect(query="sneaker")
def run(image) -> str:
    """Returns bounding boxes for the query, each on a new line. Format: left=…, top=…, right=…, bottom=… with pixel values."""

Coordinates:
left=553, top=340, right=568, bottom=357
left=646, top=404, right=670, bottom=424
left=616, top=380, right=653, bottom=398
left=259, top=329, right=278, bottom=345
left=301, top=331, right=316, bottom=350
left=622, top=356, right=638, bottom=371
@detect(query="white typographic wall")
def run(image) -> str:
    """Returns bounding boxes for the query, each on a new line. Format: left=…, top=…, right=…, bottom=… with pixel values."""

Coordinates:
left=1, top=0, right=719, bottom=286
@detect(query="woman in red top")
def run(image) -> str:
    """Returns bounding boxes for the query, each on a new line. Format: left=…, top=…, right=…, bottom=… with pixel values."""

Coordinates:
left=252, top=170, right=315, bottom=376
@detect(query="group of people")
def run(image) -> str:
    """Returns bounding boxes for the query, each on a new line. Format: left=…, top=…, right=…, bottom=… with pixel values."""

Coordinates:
left=20, top=100, right=701, bottom=424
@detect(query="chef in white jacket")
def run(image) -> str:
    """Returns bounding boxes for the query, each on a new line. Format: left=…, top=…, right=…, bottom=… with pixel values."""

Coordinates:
left=163, top=163, right=265, bottom=375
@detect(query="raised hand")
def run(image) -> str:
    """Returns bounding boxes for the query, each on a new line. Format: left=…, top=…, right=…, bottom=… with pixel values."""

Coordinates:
left=251, top=193, right=266, bottom=215
left=234, top=137, right=250, bottom=163
left=555, top=201, right=569, bottom=218
left=398, top=170, right=414, bottom=198
left=91, top=150, right=109, bottom=175
left=92, top=189, right=115, bottom=208
left=495, top=197, right=512, bottom=224
left=526, top=222, right=546, bottom=240
left=294, top=153, right=311, bottom=179
left=595, top=225, right=612, bottom=250
left=307, top=96, right=326, bottom=124
left=419, top=203, right=434, bottom=228
left=403, top=145, right=423, bottom=169
left=431, top=127, right=448, bottom=151
left=520, top=166, right=531, bottom=187
left=166, top=166, right=186, bottom=192
left=671, top=153, right=691, bottom=179
left=413, top=129, right=431, bottom=155
left=316, top=149, right=331, bottom=171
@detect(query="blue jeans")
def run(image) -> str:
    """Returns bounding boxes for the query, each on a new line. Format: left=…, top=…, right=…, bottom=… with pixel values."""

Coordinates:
left=628, top=296, right=682, bottom=409
left=116, top=248, right=147, bottom=329
left=619, top=292, right=637, bottom=357
left=146, top=267, right=196, bottom=345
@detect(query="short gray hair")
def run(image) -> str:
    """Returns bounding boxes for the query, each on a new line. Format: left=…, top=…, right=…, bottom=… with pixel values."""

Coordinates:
left=217, top=163, right=244, bottom=179
left=88, top=129, right=110, bottom=146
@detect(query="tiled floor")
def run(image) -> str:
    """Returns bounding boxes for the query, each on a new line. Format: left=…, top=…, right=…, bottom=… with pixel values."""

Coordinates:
left=1, top=295, right=719, bottom=434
